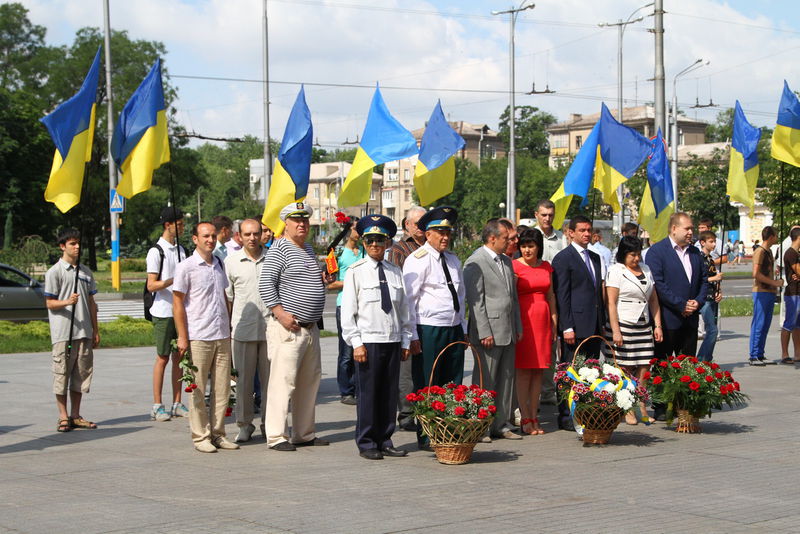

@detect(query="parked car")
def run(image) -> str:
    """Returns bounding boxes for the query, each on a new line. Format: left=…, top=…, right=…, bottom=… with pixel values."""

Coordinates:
left=0, top=263, right=47, bottom=322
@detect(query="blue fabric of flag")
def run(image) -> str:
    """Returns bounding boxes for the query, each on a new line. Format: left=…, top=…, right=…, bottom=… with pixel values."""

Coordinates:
left=418, top=100, right=465, bottom=170
left=359, top=85, right=418, bottom=164
left=646, top=128, right=674, bottom=214
left=278, top=86, right=313, bottom=198
left=777, top=80, right=800, bottom=129
left=732, top=101, right=760, bottom=172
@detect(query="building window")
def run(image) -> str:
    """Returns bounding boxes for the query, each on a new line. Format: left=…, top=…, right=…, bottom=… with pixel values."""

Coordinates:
left=370, top=188, right=376, bottom=201
left=403, top=169, right=410, bottom=182
left=387, top=207, right=396, bottom=220
left=404, top=189, right=410, bottom=201
left=575, top=135, right=583, bottom=150
left=383, top=190, right=394, bottom=201
left=313, top=186, right=319, bottom=199
left=360, top=208, right=367, bottom=217
left=550, top=134, right=568, bottom=149
left=482, top=144, right=497, bottom=160
left=386, top=168, right=399, bottom=182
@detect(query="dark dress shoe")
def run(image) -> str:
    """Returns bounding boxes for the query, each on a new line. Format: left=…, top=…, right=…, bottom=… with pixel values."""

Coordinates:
left=270, top=441, right=296, bottom=451
left=381, top=446, right=408, bottom=457
left=557, top=417, right=575, bottom=432
left=340, top=395, right=357, bottom=405
left=360, top=449, right=383, bottom=460
left=295, top=437, right=330, bottom=447
left=398, top=420, right=418, bottom=432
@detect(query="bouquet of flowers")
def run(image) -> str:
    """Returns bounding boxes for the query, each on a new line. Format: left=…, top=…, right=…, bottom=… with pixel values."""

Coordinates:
left=407, top=383, right=496, bottom=464
left=648, top=355, right=747, bottom=431
left=174, top=341, right=238, bottom=416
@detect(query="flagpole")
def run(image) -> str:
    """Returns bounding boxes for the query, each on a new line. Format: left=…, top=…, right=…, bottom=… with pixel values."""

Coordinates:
left=262, top=0, right=272, bottom=205
left=168, top=146, right=182, bottom=261
left=65, top=163, right=92, bottom=360
left=103, top=0, right=121, bottom=291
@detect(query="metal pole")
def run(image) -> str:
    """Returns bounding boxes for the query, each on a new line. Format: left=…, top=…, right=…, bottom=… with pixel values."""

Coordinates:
left=262, top=0, right=272, bottom=204
left=617, top=22, right=623, bottom=124
left=102, top=0, right=120, bottom=291
left=671, top=98, right=679, bottom=210
left=653, top=0, right=666, bottom=135
left=507, top=9, right=516, bottom=219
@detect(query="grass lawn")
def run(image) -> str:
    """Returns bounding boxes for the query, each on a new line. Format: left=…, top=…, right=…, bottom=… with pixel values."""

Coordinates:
left=720, top=296, right=776, bottom=317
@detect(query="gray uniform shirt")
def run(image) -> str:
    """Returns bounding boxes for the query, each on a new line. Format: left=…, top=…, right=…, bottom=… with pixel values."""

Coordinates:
left=44, top=259, right=97, bottom=343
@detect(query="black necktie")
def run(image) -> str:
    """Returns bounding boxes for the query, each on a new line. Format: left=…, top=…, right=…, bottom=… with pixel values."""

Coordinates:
left=377, top=261, right=393, bottom=314
left=440, top=254, right=460, bottom=313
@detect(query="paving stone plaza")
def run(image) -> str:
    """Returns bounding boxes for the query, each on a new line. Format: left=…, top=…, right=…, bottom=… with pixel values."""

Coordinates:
left=1, top=316, right=798, bottom=533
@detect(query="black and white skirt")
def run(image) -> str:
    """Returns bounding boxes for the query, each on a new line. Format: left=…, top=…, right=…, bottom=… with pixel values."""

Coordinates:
left=602, top=316, right=655, bottom=366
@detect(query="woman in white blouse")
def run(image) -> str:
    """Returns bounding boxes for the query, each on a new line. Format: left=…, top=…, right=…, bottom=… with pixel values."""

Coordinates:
left=603, top=236, right=663, bottom=424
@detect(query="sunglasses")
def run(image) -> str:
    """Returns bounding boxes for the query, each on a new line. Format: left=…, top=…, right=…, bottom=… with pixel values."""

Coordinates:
left=364, top=236, right=387, bottom=245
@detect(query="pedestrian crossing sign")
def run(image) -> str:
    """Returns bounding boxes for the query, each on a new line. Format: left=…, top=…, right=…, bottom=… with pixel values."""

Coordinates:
left=109, top=189, right=125, bottom=213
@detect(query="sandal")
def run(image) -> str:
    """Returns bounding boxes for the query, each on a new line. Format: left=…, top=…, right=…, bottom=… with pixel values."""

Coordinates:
left=57, top=418, right=71, bottom=432
left=69, top=416, right=97, bottom=430
left=625, top=412, right=638, bottom=425
left=520, top=418, right=536, bottom=435
left=532, top=418, right=545, bottom=435
left=780, top=357, right=795, bottom=365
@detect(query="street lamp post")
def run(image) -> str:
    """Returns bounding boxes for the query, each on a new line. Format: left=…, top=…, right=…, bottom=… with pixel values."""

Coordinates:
left=493, top=1, right=535, bottom=222
left=670, top=59, right=707, bottom=210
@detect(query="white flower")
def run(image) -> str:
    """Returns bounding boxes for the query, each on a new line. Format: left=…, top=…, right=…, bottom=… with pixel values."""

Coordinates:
left=578, top=367, right=599, bottom=383
left=625, top=380, right=636, bottom=391
left=602, top=383, right=617, bottom=394
left=603, top=363, right=622, bottom=378
left=615, top=390, right=634, bottom=411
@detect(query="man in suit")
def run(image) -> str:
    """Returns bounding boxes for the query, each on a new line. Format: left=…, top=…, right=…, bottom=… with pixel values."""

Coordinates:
left=464, top=219, right=523, bottom=441
left=552, top=215, right=605, bottom=431
left=643, top=212, right=708, bottom=419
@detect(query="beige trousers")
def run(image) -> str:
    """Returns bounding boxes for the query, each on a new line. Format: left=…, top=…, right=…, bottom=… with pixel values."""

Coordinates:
left=188, top=338, right=231, bottom=444
left=265, top=316, right=321, bottom=446
left=232, top=339, right=269, bottom=427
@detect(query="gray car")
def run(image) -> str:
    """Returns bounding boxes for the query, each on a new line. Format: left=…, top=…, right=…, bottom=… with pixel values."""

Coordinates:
left=0, top=263, right=47, bottom=322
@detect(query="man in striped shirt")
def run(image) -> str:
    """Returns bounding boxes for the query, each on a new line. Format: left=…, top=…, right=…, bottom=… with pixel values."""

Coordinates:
left=259, top=202, right=335, bottom=451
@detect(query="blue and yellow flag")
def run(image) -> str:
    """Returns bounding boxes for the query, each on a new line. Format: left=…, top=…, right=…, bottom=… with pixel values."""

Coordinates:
left=41, top=47, right=101, bottom=213
left=262, top=86, right=313, bottom=236
left=640, top=129, right=674, bottom=242
left=550, top=121, right=600, bottom=229
left=338, top=86, right=418, bottom=207
left=111, top=58, right=170, bottom=199
left=414, top=101, right=465, bottom=206
left=728, top=101, right=761, bottom=215
left=771, top=80, right=800, bottom=167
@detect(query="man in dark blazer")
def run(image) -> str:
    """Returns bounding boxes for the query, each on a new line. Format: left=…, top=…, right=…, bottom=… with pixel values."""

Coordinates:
left=643, top=212, right=708, bottom=419
left=552, top=215, right=605, bottom=431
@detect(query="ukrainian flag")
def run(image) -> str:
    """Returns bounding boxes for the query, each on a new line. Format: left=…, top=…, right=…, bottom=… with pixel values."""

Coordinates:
left=550, top=104, right=651, bottom=229
left=111, top=58, right=170, bottom=199
left=414, top=101, right=465, bottom=206
left=771, top=80, right=800, bottom=167
left=338, top=85, right=418, bottom=207
left=262, top=86, right=313, bottom=236
left=41, top=47, right=101, bottom=213
left=639, top=129, right=674, bottom=242
left=727, top=101, right=761, bottom=215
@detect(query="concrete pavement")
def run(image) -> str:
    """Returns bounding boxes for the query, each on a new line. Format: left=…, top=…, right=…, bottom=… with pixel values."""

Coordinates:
left=1, top=316, right=799, bottom=533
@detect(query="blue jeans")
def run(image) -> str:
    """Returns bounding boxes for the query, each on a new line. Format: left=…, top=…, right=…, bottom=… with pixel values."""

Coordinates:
left=749, top=292, right=776, bottom=359
left=335, top=306, right=355, bottom=396
left=697, top=300, right=718, bottom=362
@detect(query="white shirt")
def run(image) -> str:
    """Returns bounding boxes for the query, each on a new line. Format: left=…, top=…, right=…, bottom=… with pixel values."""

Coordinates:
left=225, top=248, right=268, bottom=342
left=535, top=226, right=564, bottom=263
left=589, top=241, right=611, bottom=280
left=340, top=256, right=413, bottom=349
left=146, top=237, right=187, bottom=319
left=571, top=242, right=599, bottom=283
left=172, top=251, right=230, bottom=341
left=403, top=242, right=467, bottom=338
left=669, top=236, right=693, bottom=281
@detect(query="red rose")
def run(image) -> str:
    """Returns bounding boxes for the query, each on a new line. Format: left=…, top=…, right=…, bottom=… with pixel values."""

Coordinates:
left=705, top=375, right=714, bottom=383
left=454, top=406, right=466, bottom=416
left=710, top=363, right=720, bottom=370
left=671, top=362, right=681, bottom=368
left=488, top=390, right=497, bottom=399
left=477, top=408, right=488, bottom=419
left=668, top=356, right=676, bottom=361
left=652, top=376, right=663, bottom=385
left=679, top=375, right=691, bottom=383
left=696, top=367, right=707, bottom=374
left=733, top=382, right=740, bottom=391
left=690, top=357, right=699, bottom=364
left=677, top=355, right=686, bottom=361
left=406, top=393, right=417, bottom=402
left=724, top=371, right=732, bottom=378
left=225, top=407, right=232, bottom=417
left=659, top=361, right=668, bottom=368
left=689, top=381, right=700, bottom=391
left=454, top=392, right=466, bottom=402
left=446, top=383, right=457, bottom=389
left=472, top=397, right=482, bottom=404
left=185, top=387, right=192, bottom=393
left=431, top=401, right=446, bottom=412
left=715, top=372, right=723, bottom=379
left=649, top=358, right=658, bottom=365
left=720, top=385, right=729, bottom=395
left=642, top=371, right=651, bottom=380
left=488, top=405, right=497, bottom=414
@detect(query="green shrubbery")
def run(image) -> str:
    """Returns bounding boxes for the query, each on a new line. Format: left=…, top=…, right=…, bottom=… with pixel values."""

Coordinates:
left=0, top=316, right=154, bottom=354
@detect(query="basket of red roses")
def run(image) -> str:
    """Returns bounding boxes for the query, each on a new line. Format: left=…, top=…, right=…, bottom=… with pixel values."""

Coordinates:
left=407, top=341, right=495, bottom=464
left=647, top=355, right=748, bottom=433
left=555, top=336, right=648, bottom=445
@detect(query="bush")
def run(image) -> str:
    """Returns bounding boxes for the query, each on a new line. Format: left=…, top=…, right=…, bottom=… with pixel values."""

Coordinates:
left=0, top=316, right=154, bottom=354
left=120, top=258, right=148, bottom=272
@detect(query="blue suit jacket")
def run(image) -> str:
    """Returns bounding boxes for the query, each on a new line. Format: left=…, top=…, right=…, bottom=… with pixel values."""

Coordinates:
left=644, top=238, right=708, bottom=330
left=552, top=245, right=605, bottom=339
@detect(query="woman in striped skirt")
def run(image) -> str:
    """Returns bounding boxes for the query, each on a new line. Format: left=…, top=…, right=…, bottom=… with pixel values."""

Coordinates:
left=603, top=236, right=664, bottom=424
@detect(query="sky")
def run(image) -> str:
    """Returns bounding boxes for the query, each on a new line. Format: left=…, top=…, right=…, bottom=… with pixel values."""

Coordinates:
left=15, top=0, right=800, bottom=151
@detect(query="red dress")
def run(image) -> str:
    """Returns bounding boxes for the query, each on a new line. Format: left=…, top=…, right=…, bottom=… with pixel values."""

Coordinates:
left=513, top=260, right=553, bottom=369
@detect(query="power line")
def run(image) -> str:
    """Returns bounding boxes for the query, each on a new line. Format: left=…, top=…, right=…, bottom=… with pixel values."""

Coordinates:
left=669, top=11, right=800, bottom=35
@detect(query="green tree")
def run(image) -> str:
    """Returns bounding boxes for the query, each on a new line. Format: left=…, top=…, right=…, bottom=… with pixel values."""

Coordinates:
left=498, top=105, right=557, bottom=158
left=705, top=108, right=734, bottom=143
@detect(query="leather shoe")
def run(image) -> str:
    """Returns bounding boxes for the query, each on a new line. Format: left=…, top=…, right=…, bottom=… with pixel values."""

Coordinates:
left=557, top=417, right=575, bottom=432
left=340, top=395, right=357, bottom=405
left=194, top=440, right=217, bottom=453
left=360, top=449, right=383, bottom=460
left=270, top=441, right=296, bottom=451
left=398, top=420, right=417, bottom=432
left=496, top=430, right=522, bottom=440
left=295, top=437, right=330, bottom=447
left=235, top=424, right=256, bottom=443
left=479, top=435, right=492, bottom=443
left=213, top=437, right=240, bottom=450
left=381, top=446, right=408, bottom=457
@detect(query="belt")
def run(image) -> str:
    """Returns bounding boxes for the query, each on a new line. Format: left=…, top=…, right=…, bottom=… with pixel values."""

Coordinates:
left=297, top=322, right=315, bottom=329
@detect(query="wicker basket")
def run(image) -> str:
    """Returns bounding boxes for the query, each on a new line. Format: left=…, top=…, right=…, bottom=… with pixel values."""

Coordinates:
left=418, top=341, right=492, bottom=465
left=570, top=336, right=626, bottom=445
left=675, top=409, right=703, bottom=433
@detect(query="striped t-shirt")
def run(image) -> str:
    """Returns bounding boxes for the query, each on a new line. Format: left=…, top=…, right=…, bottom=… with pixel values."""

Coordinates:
left=258, top=238, right=326, bottom=323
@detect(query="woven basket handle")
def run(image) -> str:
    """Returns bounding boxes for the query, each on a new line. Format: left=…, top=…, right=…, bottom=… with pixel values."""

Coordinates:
left=572, top=334, right=617, bottom=367
left=428, top=340, right=484, bottom=389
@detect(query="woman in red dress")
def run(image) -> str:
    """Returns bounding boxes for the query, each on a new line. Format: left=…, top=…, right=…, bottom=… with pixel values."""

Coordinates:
left=513, top=229, right=557, bottom=435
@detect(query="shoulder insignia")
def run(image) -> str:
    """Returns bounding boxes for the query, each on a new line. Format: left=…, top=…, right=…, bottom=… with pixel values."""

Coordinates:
left=413, top=248, right=429, bottom=259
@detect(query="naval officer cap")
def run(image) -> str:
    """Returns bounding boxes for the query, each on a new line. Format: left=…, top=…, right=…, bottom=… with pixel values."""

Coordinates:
left=417, top=206, right=458, bottom=232
left=356, top=214, right=397, bottom=239
left=279, top=202, right=313, bottom=221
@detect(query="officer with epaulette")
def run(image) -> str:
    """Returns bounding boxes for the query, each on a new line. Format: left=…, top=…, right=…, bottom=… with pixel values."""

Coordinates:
left=340, top=214, right=414, bottom=460
left=402, top=206, right=467, bottom=450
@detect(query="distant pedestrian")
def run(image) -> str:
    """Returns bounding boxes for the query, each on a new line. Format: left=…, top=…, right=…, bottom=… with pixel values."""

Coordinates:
left=780, top=227, right=800, bottom=364
left=44, top=228, right=99, bottom=433
left=748, top=226, right=782, bottom=366
left=212, top=215, right=233, bottom=260
left=697, top=231, right=723, bottom=362
left=226, top=219, right=244, bottom=254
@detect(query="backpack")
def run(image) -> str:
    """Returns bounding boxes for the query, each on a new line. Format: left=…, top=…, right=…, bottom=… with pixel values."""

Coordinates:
left=143, top=244, right=165, bottom=322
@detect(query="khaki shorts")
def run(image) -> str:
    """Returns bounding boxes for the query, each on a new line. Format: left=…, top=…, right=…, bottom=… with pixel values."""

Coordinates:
left=52, top=339, right=93, bottom=395
left=153, top=316, right=178, bottom=356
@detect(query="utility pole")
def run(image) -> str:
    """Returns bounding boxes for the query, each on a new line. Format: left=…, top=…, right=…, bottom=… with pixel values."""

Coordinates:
left=492, top=2, right=535, bottom=221
left=653, top=0, right=666, bottom=135
left=103, top=0, right=120, bottom=290
left=262, top=0, right=272, bottom=205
